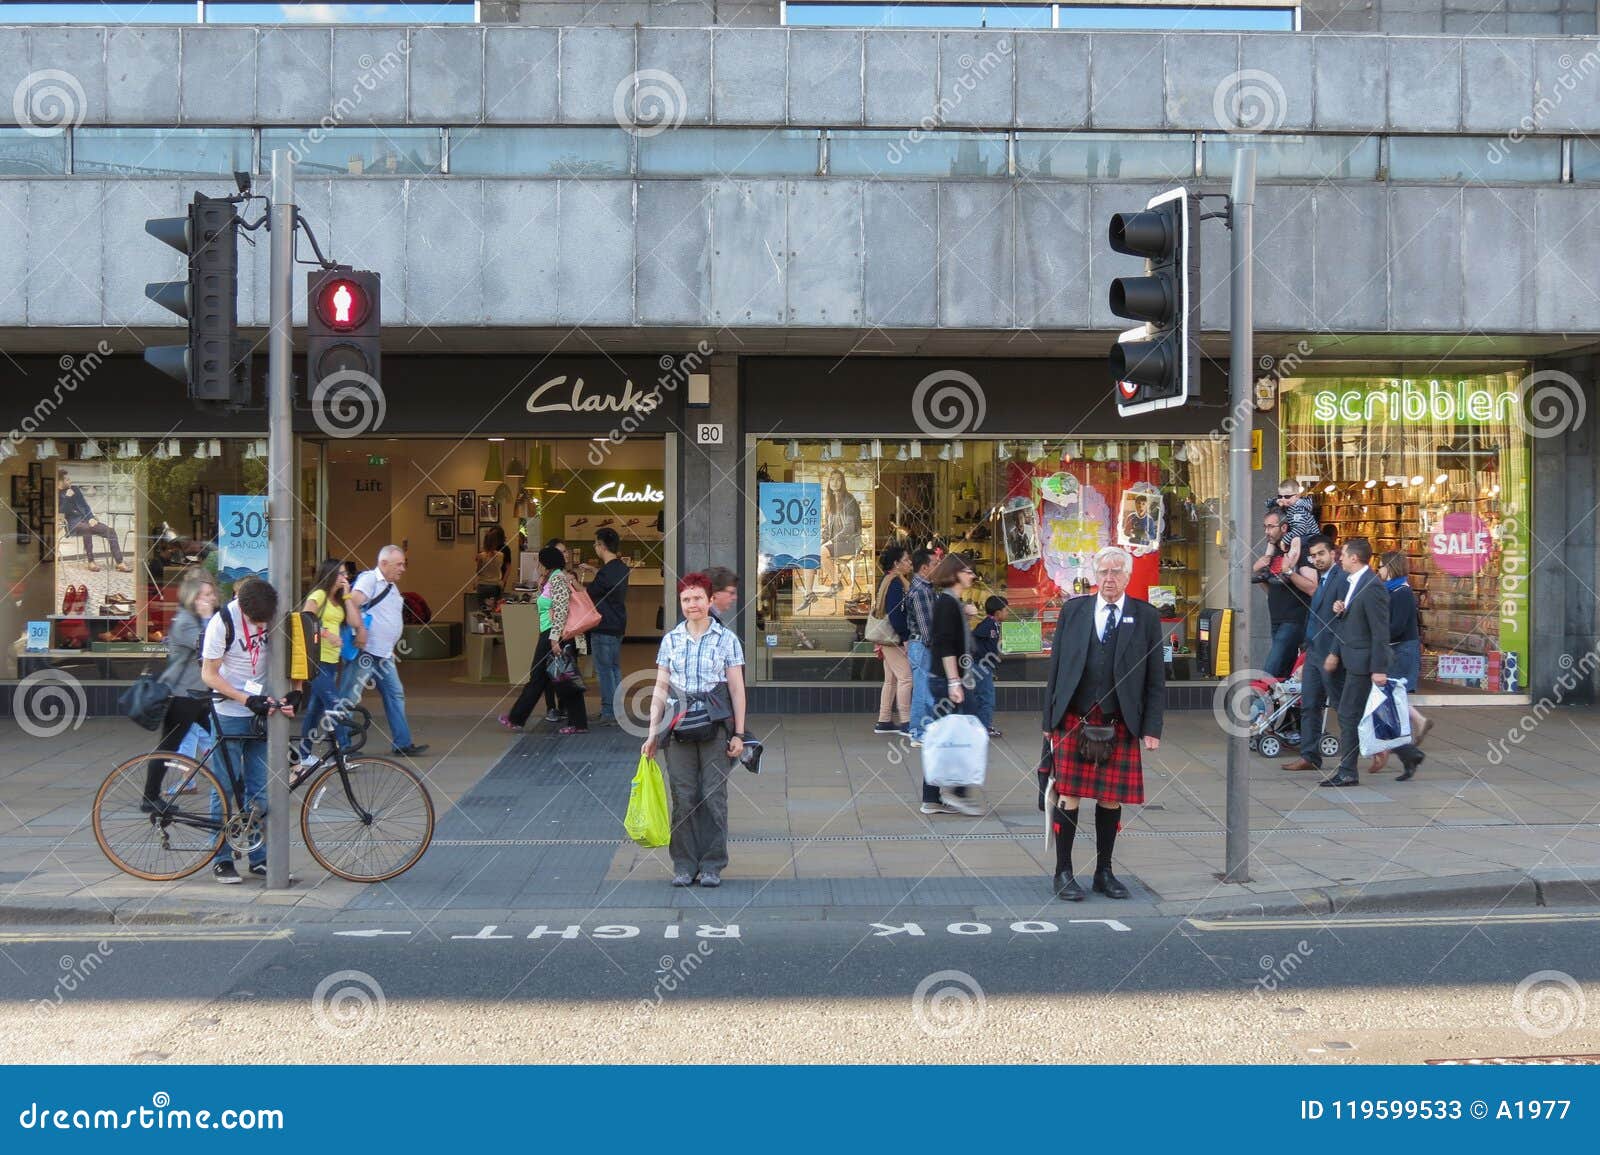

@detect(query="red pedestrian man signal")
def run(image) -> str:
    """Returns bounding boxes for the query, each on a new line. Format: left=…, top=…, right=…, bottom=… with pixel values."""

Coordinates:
left=316, top=277, right=368, bottom=331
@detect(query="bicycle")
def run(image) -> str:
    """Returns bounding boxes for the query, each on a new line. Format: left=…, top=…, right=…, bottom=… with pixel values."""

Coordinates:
left=92, top=700, right=435, bottom=884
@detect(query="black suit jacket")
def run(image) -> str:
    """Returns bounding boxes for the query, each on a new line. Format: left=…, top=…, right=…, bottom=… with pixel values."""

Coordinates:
left=1303, top=566, right=1343, bottom=661
left=1042, top=594, right=1166, bottom=739
left=1330, top=569, right=1391, bottom=676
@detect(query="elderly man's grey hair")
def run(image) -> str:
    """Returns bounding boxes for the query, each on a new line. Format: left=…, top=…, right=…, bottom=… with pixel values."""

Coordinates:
left=1093, top=545, right=1134, bottom=575
left=378, top=544, right=405, bottom=564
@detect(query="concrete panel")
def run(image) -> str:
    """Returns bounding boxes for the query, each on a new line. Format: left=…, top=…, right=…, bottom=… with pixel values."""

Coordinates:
left=636, top=180, right=711, bottom=325
left=483, top=27, right=560, bottom=124
left=1535, top=188, right=1600, bottom=331
left=560, top=27, right=637, bottom=124
left=0, top=29, right=27, bottom=128
left=647, top=1, right=716, bottom=26
left=482, top=181, right=559, bottom=324
left=637, top=28, right=711, bottom=126
left=1445, top=11, right=1507, bottom=33
left=180, top=28, right=257, bottom=125
left=1196, top=185, right=1232, bottom=333
left=709, top=181, right=787, bottom=325
left=330, top=181, right=409, bottom=325
left=863, top=182, right=937, bottom=326
left=939, top=183, right=1012, bottom=328
left=1165, top=33, right=1238, bottom=130
left=1463, top=38, right=1534, bottom=133
left=1089, top=34, right=1166, bottom=130
left=1251, top=184, right=1317, bottom=332
left=106, top=26, right=181, bottom=125
left=24, top=28, right=106, bottom=131
left=406, top=181, right=485, bottom=327
left=1533, top=39, right=1600, bottom=133
left=787, top=29, right=863, bottom=127
left=102, top=180, right=183, bottom=330
left=864, top=32, right=937, bottom=127
left=331, top=27, right=411, bottom=125
left=1013, top=184, right=1090, bottom=329
left=1013, top=32, right=1089, bottom=130
left=1311, top=185, right=1388, bottom=330
left=1388, top=187, right=1463, bottom=331
left=256, top=28, right=331, bottom=125
left=0, top=184, right=26, bottom=324
left=786, top=181, right=863, bottom=326
left=937, top=32, right=1015, bottom=128
left=1461, top=187, right=1536, bottom=332
left=1239, top=32, right=1312, bottom=131
left=1313, top=35, right=1387, bottom=130
left=1387, top=37, right=1462, bottom=132
left=558, top=180, right=634, bottom=325
left=409, top=27, right=484, bottom=123
left=27, top=180, right=102, bottom=326
left=713, top=29, right=788, bottom=124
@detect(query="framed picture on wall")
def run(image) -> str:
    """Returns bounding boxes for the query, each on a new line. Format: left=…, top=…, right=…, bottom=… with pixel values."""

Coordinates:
left=426, top=494, right=452, bottom=518
left=478, top=497, right=499, bottom=523
left=455, top=489, right=477, bottom=514
left=436, top=518, right=455, bottom=542
left=456, top=513, right=476, bottom=539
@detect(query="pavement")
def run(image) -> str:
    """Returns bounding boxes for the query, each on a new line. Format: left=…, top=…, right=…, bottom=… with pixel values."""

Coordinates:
left=4, top=692, right=1600, bottom=927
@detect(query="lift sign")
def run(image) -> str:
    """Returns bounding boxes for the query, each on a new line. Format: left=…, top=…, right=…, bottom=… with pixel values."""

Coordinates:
left=1430, top=511, right=1491, bottom=576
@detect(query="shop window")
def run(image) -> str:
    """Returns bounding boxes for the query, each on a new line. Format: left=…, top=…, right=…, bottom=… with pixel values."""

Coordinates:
left=1279, top=373, right=1531, bottom=695
left=448, top=127, right=634, bottom=178
left=639, top=129, right=821, bottom=178
left=1202, top=134, right=1379, bottom=182
left=1388, top=136, right=1559, bottom=184
left=0, top=128, right=67, bottom=176
left=72, top=127, right=253, bottom=178
left=749, top=437, right=1227, bottom=686
left=1017, top=132, right=1195, bottom=181
left=260, top=128, right=442, bottom=177
left=827, top=130, right=1008, bottom=178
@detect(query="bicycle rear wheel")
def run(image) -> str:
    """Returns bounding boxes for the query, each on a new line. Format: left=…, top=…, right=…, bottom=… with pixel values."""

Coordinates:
left=301, top=757, right=435, bottom=882
left=93, top=752, right=227, bottom=881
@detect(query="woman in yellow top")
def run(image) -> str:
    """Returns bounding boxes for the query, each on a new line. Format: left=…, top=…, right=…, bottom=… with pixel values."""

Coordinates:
left=295, top=558, right=350, bottom=777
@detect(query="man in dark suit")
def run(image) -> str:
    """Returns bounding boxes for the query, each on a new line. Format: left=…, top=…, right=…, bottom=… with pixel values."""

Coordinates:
left=1321, top=536, right=1421, bottom=786
left=1282, top=535, right=1342, bottom=773
left=1041, top=546, right=1165, bottom=901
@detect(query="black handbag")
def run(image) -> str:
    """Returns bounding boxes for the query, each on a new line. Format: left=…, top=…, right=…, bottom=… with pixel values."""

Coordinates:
left=671, top=695, right=718, bottom=743
left=548, top=643, right=584, bottom=687
left=118, top=674, right=172, bottom=731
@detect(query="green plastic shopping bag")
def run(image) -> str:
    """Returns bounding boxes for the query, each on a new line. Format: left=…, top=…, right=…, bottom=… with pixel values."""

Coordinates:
left=624, top=754, right=671, bottom=848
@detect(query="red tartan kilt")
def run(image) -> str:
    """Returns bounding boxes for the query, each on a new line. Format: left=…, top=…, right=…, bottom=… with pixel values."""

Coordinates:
left=1046, top=708, right=1145, bottom=805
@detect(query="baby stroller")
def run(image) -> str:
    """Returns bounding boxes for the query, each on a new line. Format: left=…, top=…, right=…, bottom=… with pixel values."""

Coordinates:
left=1246, top=653, right=1341, bottom=761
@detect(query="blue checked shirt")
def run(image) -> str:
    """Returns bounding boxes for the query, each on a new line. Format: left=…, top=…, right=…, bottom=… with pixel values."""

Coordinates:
left=904, top=574, right=936, bottom=643
left=656, top=617, right=745, bottom=695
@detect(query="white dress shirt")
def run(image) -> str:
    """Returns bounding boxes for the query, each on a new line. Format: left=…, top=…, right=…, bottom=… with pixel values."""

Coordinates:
left=1096, top=595, right=1127, bottom=642
left=1343, top=569, right=1364, bottom=608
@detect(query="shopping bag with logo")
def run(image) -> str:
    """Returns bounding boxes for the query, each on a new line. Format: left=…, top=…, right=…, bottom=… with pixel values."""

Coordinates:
left=624, top=754, right=671, bottom=848
left=1358, top=681, right=1413, bottom=756
left=921, top=713, right=989, bottom=788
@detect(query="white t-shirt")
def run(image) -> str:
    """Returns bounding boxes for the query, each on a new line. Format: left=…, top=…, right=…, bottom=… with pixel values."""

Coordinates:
left=353, top=569, right=402, bottom=658
left=202, top=601, right=269, bottom=718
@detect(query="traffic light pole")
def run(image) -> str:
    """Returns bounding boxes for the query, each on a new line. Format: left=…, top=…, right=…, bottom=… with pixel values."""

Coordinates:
left=1225, top=149, right=1256, bottom=885
left=265, top=149, right=296, bottom=890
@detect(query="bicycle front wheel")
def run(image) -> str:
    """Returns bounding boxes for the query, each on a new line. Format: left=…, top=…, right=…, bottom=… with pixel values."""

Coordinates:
left=93, top=752, right=228, bottom=881
left=301, top=757, right=435, bottom=883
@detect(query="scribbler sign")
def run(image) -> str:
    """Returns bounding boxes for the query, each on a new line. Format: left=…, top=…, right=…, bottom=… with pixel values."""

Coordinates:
left=1307, top=378, right=1518, bottom=425
left=1430, top=511, right=1492, bottom=576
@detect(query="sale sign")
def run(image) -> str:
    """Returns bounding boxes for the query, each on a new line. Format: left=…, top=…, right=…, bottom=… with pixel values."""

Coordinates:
left=218, top=495, right=269, bottom=585
left=757, top=482, right=822, bottom=571
left=1430, top=511, right=1492, bottom=576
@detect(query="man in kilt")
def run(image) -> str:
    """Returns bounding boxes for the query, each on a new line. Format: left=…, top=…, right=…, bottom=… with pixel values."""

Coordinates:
left=1041, top=545, right=1165, bottom=900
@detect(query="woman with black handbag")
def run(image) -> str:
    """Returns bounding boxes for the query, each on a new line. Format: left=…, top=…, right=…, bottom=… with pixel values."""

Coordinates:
left=141, top=569, right=217, bottom=812
left=500, top=545, right=588, bottom=734
left=642, top=573, right=747, bottom=889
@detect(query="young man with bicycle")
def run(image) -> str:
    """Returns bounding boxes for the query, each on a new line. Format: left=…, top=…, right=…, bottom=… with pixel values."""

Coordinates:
left=201, top=578, right=297, bottom=884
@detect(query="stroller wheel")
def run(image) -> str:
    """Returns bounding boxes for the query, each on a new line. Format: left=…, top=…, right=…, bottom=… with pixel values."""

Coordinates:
left=1320, top=735, right=1341, bottom=758
left=1258, top=735, right=1283, bottom=759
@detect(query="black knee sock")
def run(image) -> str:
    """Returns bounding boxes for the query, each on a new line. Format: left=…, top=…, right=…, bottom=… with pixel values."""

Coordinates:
left=1095, top=804, right=1120, bottom=872
left=1053, top=806, right=1079, bottom=876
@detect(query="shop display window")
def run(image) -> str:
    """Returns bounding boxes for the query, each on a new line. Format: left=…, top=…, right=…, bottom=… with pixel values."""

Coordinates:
left=748, top=437, right=1231, bottom=685
left=1279, top=372, right=1531, bottom=695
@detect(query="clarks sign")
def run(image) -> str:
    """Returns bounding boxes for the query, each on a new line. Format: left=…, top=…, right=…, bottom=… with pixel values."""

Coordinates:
left=526, top=375, right=660, bottom=418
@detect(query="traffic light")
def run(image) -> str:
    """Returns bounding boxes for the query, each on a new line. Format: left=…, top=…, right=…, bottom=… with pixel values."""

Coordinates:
left=145, top=193, right=249, bottom=404
left=1108, top=187, right=1199, bottom=417
left=307, top=267, right=381, bottom=399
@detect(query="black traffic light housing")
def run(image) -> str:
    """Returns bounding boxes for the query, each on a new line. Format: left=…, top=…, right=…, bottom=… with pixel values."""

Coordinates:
left=144, top=192, right=250, bottom=405
left=306, top=266, right=381, bottom=401
left=1108, top=187, right=1199, bottom=417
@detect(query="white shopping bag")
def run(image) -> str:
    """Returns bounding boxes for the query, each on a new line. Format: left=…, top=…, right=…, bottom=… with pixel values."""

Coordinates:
left=921, top=713, right=989, bottom=788
left=1358, top=680, right=1413, bottom=756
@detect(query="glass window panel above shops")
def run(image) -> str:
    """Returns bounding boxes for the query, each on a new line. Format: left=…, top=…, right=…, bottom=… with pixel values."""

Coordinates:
left=1388, top=136, right=1560, bottom=184
left=828, top=130, right=1008, bottom=178
left=639, top=130, right=821, bottom=178
left=0, top=129, right=67, bottom=176
left=1202, top=134, right=1380, bottom=181
left=1015, top=132, right=1194, bottom=180
left=448, top=128, right=633, bottom=177
left=259, top=128, right=442, bottom=177
left=750, top=437, right=1231, bottom=685
left=72, top=128, right=253, bottom=178
left=1279, top=372, right=1531, bottom=696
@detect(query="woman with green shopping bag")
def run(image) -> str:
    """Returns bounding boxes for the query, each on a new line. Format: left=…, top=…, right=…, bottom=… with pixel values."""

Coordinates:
left=641, top=572, right=747, bottom=889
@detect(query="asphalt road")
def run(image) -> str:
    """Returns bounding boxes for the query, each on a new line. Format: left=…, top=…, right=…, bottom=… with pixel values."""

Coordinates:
left=2, top=909, right=1597, bottom=1064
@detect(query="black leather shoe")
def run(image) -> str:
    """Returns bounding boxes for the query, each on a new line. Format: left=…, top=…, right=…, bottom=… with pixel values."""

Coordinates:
left=1319, top=773, right=1358, bottom=787
left=392, top=744, right=430, bottom=757
left=1396, top=752, right=1424, bottom=782
left=1053, top=872, right=1084, bottom=901
left=1092, top=868, right=1130, bottom=899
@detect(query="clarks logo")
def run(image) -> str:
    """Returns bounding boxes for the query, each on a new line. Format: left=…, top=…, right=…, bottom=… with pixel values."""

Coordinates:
left=526, top=375, right=660, bottom=418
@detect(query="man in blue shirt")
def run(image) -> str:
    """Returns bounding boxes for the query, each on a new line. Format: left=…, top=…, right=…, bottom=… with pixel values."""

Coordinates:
left=903, top=549, right=937, bottom=745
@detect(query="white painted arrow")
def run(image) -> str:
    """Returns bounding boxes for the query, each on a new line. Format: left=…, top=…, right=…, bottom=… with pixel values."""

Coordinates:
left=333, top=929, right=413, bottom=938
